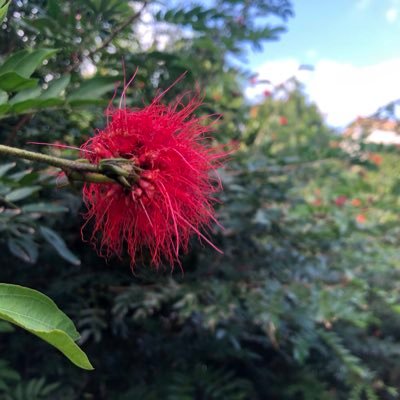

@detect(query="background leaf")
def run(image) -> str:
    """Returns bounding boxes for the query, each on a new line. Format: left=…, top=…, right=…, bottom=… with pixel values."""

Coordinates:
left=39, top=226, right=81, bottom=266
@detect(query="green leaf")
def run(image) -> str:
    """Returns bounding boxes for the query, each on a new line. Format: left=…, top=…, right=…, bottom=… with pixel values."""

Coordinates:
left=0, top=48, right=58, bottom=78
left=9, top=86, right=42, bottom=104
left=0, top=72, right=38, bottom=92
left=10, top=97, right=64, bottom=114
left=0, top=0, right=10, bottom=23
left=7, top=237, right=39, bottom=264
left=0, top=283, right=93, bottom=370
left=0, top=103, right=10, bottom=114
left=0, top=50, right=29, bottom=74
left=67, top=76, right=118, bottom=103
left=18, top=171, right=40, bottom=185
left=8, top=168, right=34, bottom=182
left=5, top=186, right=41, bottom=202
left=22, top=203, right=68, bottom=213
left=47, top=0, right=61, bottom=19
left=40, top=75, right=71, bottom=100
left=39, top=226, right=81, bottom=266
left=0, top=90, right=8, bottom=105
left=0, top=162, right=16, bottom=177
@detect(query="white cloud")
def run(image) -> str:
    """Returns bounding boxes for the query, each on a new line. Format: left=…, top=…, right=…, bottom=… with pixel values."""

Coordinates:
left=245, top=59, right=299, bottom=98
left=386, top=7, right=399, bottom=22
left=246, top=58, right=400, bottom=127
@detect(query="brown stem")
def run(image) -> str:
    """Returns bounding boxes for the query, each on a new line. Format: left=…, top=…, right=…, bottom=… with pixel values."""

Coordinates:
left=5, top=114, right=31, bottom=146
left=0, top=144, right=99, bottom=172
left=0, top=144, right=140, bottom=186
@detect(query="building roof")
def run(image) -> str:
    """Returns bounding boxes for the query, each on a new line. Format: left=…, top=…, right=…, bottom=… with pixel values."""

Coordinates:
left=344, top=117, right=400, bottom=145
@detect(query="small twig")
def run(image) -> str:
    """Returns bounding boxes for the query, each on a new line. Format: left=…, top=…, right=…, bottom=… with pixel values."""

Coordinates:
left=5, top=114, right=32, bottom=146
left=88, top=1, right=148, bottom=58
left=65, top=1, right=149, bottom=73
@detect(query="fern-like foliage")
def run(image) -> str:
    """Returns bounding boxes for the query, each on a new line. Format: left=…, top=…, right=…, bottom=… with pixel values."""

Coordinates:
left=166, top=364, right=255, bottom=400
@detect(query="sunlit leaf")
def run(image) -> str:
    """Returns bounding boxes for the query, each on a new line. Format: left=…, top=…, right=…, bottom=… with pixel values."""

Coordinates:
left=0, top=0, right=11, bottom=23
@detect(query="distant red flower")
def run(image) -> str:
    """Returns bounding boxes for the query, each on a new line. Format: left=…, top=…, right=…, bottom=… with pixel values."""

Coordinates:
left=279, top=116, right=288, bottom=126
left=80, top=90, right=226, bottom=268
left=311, top=198, right=322, bottom=207
left=263, top=90, right=272, bottom=97
left=334, top=195, right=347, bottom=207
left=368, top=153, right=382, bottom=166
left=351, top=198, right=362, bottom=207
left=356, top=214, right=367, bottom=224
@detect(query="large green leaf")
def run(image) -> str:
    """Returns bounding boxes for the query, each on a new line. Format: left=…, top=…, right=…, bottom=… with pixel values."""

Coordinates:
left=1, top=84, right=64, bottom=115
left=67, top=76, right=118, bottom=104
left=0, top=49, right=58, bottom=78
left=40, top=75, right=71, bottom=99
left=9, top=86, right=42, bottom=104
left=0, top=72, right=38, bottom=92
left=0, top=0, right=10, bottom=23
left=0, top=50, right=29, bottom=74
left=10, top=98, right=64, bottom=114
left=0, top=284, right=93, bottom=370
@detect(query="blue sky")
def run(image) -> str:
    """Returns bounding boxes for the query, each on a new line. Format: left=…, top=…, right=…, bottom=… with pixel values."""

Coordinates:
left=245, top=0, right=400, bottom=126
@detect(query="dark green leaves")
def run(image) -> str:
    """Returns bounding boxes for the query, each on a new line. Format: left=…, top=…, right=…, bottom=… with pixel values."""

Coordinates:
left=0, top=162, right=16, bottom=177
left=7, top=237, right=38, bottom=264
left=5, top=186, right=41, bottom=202
left=39, top=227, right=81, bottom=266
left=0, top=163, right=74, bottom=266
left=22, top=203, right=68, bottom=213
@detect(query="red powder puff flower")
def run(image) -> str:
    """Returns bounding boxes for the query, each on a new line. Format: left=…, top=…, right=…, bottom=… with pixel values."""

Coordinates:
left=80, top=87, right=226, bottom=269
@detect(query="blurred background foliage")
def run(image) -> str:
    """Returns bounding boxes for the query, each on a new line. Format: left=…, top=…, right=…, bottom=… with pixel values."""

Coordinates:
left=0, top=1, right=400, bottom=399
